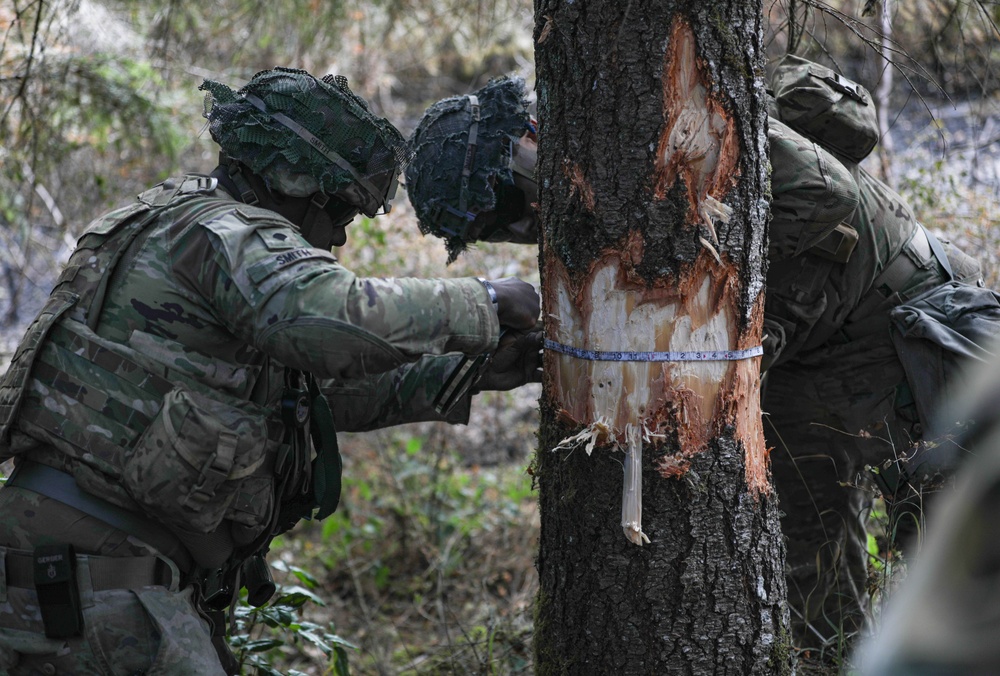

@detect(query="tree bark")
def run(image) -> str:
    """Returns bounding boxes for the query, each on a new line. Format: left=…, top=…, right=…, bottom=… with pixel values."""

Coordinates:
left=532, top=2, right=790, bottom=674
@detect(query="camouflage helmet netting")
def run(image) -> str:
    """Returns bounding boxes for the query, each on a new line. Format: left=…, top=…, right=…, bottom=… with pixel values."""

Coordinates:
left=201, top=67, right=411, bottom=211
left=405, top=76, right=530, bottom=261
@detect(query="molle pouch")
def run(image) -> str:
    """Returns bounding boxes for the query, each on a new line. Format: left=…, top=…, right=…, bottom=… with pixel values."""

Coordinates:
left=123, top=386, right=270, bottom=534
left=890, top=281, right=1000, bottom=438
left=771, top=54, right=880, bottom=162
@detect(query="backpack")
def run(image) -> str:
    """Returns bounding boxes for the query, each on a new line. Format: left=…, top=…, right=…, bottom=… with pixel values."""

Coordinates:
left=770, top=54, right=880, bottom=163
left=890, top=280, right=1000, bottom=437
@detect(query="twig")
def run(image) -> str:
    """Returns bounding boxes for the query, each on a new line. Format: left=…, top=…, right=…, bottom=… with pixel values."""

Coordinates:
left=1, top=0, right=46, bottom=130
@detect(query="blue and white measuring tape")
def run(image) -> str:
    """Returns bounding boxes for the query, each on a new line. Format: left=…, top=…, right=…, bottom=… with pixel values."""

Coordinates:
left=544, top=339, right=762, bottom=362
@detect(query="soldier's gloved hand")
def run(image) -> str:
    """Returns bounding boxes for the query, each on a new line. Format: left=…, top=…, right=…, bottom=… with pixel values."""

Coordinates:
left=489, top=278, right=540, bottom=331
left=474, top=329, right=543, bottom=392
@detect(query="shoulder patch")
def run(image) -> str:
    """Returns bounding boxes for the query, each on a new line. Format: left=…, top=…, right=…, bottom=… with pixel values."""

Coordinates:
left=254, top=227, right=302, bottom=251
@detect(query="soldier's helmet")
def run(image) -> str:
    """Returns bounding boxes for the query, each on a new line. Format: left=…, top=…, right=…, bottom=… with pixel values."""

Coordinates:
left=200, top=67, right=411, bottom=217
left=406, top=76, right=535, bottom=262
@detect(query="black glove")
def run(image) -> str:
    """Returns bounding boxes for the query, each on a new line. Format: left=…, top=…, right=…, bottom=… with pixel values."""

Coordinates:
left=474, top=329, right=543, bottom=392
left=489, top=277, right=540, bottom=331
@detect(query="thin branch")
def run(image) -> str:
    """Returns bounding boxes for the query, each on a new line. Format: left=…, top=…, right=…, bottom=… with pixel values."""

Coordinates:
left=975, top=0, right=1000, bottom=41
left=1, top=0, right=46, bottom=129
left=792, top=0, right=954, bottom=152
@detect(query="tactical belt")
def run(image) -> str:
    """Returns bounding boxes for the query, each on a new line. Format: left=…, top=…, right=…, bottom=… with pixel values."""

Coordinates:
left=6, top=460, right=193, bottom=572
left=1, top=546, right=174, bottom=592
left=834, top=224, right=947, bottom=343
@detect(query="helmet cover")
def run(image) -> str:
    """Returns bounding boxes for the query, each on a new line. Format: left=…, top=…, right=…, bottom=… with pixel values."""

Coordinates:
left=405, top=75, right=530, bottom=261
left=201, top=67, right=412, bottom=216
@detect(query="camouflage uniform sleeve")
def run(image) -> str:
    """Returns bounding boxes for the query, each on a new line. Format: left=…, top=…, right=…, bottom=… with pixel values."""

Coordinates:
left=321, top=354, right=472, bottom=432
left=768, top=117, right=860, bottom=261
left=173, top=204, right=499, bottom=380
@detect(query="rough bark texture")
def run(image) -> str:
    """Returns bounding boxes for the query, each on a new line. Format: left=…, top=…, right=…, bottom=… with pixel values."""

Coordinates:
left=533, top=2, right=791, bottom=674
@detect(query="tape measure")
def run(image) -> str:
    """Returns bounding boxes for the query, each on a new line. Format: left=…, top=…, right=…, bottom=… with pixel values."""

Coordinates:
left=544, top=339, right=763, bottom=362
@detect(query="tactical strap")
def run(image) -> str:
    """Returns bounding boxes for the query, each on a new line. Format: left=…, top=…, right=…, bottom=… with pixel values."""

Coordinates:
left=244, top=94, right=385, bottom=213
left=0, top=291, right=78, bottom=449
left=923, top=224, right=954, bottom=280
left=457, top=94, right=481, bottom=215
left=223, top=154, right=260, bottom=205
left=836, top=224, right=952, bottom=343
left=430, top=201, right=477, bottom=239
left=6, top=460, right=193, bottom=573
left=85, top=209, right=162, bottom=331
left=1, top=546, right=174, bottom=592
left=48, top=323, right=174, bottom=398
left=300, top=192, right=331, bottom=244
left=307, top=375, right=342, bottom=520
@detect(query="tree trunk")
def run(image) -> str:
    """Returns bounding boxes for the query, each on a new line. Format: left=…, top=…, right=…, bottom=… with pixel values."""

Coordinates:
left=876, top=0, right=897, bottom=188
left=532, top=3, right=790, bottom=674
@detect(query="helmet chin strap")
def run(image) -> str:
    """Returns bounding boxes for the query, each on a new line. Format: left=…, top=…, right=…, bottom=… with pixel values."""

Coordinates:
left=220, top=153, right=261, bottom=206
left=216, top=155, right=335, bottom=249
left=299, top=192, right=333, bottom=249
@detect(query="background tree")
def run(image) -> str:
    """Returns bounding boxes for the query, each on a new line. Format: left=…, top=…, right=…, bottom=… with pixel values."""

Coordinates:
left=532, top=2, right=789, bottom=673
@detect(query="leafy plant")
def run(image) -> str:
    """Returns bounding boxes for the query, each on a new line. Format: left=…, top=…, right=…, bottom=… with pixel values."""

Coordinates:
left=272, top=428, right=538, bottom=675
left=229, top=561, right=358, bottom=675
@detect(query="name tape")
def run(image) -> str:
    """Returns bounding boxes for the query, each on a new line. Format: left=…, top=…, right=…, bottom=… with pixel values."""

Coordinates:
left=544, top=339, right=763, bottom=362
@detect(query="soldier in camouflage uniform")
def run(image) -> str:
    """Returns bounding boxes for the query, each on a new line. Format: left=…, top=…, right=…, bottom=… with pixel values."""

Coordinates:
left=0, top=67, right=542, bottom=674
left=405, top=70, right=996, bottom=652
left=763, top=117, right=985, bottom=650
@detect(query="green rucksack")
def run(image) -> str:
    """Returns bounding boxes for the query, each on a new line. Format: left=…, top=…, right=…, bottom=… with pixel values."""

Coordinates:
left=770, top=54, right=880, bottom=163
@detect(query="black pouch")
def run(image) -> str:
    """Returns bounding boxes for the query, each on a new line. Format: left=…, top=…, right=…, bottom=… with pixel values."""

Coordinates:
left=33, top=543, right=84, bottom=639
left=889, top=281, right=1000, bottom=436
left=241, top=553, right=276, bottom=607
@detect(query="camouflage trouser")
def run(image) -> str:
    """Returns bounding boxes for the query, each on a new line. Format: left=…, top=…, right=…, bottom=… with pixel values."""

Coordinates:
left=763, top=329, right=922, bottom=652
left=0, top=486, right=225, bottom=675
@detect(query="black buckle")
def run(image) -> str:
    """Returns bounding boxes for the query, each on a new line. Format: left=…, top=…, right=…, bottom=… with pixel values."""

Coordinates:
left=281, top=388, right=311, bottom=428
left=429, top=202, right=476, bottom=240
left=180, top=176, right=219, bottom=195
left=201, top=568, right=234, bottom=612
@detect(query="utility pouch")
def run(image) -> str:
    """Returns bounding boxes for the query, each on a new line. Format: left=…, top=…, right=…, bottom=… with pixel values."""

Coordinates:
left=242, top=553, right=276, bottom=607
left=771, top=54, right=880, bottom=162
left=123, top=386, right=271, bottom=534
left=33, top=543, right=84, bottom=639
left=889, top=281, right=1000, bottom=435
